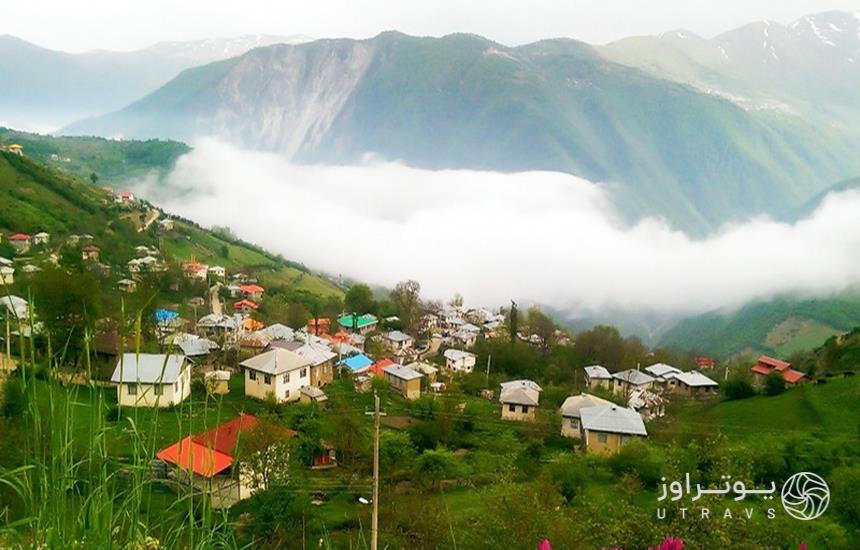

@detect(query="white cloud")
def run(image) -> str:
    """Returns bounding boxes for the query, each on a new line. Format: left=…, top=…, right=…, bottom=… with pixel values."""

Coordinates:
left=150, top=139, right=860, bottom=317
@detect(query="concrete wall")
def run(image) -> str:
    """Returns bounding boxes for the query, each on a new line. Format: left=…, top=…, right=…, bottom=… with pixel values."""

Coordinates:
left=116, top=368, right=191, bottom=408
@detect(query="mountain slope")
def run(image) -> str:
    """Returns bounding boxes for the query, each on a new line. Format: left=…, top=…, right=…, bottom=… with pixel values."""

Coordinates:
left=658, top=293, right=860, bottom=358
left=0, top=150, right=342, bottom=298
left=599, top=11, right=860, bottom=130
left=0, top=127, right=189, bottom=184
left=63, top=32, right=860, bottom=233
left=0, top=34, right=307, bottom=131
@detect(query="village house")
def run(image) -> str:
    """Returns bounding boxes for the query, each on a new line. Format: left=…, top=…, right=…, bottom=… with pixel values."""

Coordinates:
left=499, top=380, right=542, bottom=422
left=584, top=365, right=614, bottom=390
left=182, top=260, right=209, bottom=280
left=383, top=330, right=414, bottom=354
left=579, top=405, right=648, bottom=456
left=643, top=362, right=681, bottom=380
left=20, top=264, right=40, bottom=275
left=233, top=299, right=258, bottom=314
left=241, top=348, right=313, bottom=403
left=300, top=385, right=328, bottom=404
left=33, top=232, right=49, bottom=246
left=306, top=317, right=330, bottom=335
left=8, top=233, right=31, bottom=254
left=0, top=258, right=13, bottom=285
left=340, top=353, right=374, bottom=374
left=208, top=265, right=227, bottom=279
left=338, top=313, right=379, bottom=334
left=240, top=284, right=265, bottom=301
left=662, top=370, right=720, bottom=397
left=115, top=191, right=136, bottom=206
left=156, top=414, right=295, bottom=508
left=81, top=245, right=101, bottom=262
left=204, top=370, right=231, bottom=395
left=444, top=349, right=477, bottom=373
left=405, top=360, right=438, bottom=383
left=612, top=369, right=656, bottom=397
left=171, top=333, right=220, bottom=366
left=382, top=363, right=423, bottom=400
left=157, top=218, right=175, bottom=232
left=197, top=314, right=239, bottom=345
left=5, top=143, right=23, bottom=156
left=751, top=356, right=809, bottom=386
left=110, top=353, right=192, bottom=408
left=559, top=393, right=614, bottom=439
left=450, top=329, right=478, bottom=348
left=260, top=323, right=295, bottom=342
left=289, top=342, right=336, bottom=388
left=117, top=278, right=137, bottom=293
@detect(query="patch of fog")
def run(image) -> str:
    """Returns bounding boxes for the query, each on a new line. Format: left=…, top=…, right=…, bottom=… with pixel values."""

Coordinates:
left=140, top=138, right=860, bottom=319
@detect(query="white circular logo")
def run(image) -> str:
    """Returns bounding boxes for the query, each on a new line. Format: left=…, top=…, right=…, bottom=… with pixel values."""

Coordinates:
left=781, top=472, right=830, bottom=521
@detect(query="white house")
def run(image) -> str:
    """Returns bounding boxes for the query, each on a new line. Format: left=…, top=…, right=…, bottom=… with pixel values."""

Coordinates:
left=33, top=232, right=50, bottom=246
left=383, top=330, right=414, bottom=353
left=110, top=353, right=191, bottom=408
left=0, top=265, right=13, bottom=285
left=240, top=349, right=313, bottom=403
left=444, top=349, right=477, bottom=373
left=499, top=380, right=542, bottom=421
left=584, top=365, right=613, bottom=390
left=208, top=265, right=227, bottom=279
left=559, top=393, right=615, bottom=438
left=612, top=369, right=656, bottom=397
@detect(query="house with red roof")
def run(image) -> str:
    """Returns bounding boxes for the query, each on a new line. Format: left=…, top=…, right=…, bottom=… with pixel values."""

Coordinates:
left=182, top=260, right=209, bottom=280
left=233, top=299, right=258, bottom=314
left=240, top=284, right=265, bottom=301
left=751, top=356, right=809, bottom=387
left=7, top=233, right=31, bottom=254
left=156, top=415, right=296, bottom=508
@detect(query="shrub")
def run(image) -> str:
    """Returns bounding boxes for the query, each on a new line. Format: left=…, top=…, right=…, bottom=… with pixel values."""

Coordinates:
left=723, top=376, right=756, bottom=400
left=1, top=376, right=25, bottom=418
left=763, top=371, right=786, bottom=396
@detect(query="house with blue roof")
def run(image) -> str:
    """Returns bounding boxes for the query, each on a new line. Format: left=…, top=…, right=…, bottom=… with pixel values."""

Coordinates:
left=340, top=353, right=373, bottom=373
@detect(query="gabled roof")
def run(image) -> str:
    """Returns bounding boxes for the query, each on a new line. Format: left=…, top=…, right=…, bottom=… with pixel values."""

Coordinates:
left=580, top=405, right=647, bottom=436
left=368, top=358, right=395, bottom=376
left=197, top=314, right=237, bottom=329
left=560, top=393, right=614, bottom=418
left=385, top=330, right=413, bottom=342
left=177, top=337, right=219, bottom=357
left=240, top=349, right=311, bottom=375
left=240, top=284, right=265, bottom=294
left=612, top=369, right=655, bottom=386
left=111, top=353, right=187, bottom=384
left=500, top=387, right=540, bottom=406
left=291, top=343, right=337, bottom=366
left=584, top=365, right=612, bottom=380
left=382, top=363, right=423, bottom=381
left=8, top=233, right=30, bottom=241
left=500, top=379, right=542, bottom=393
left=666, top=370, right=719, bottom=387
left=644, top=363, right=681, bottom=378
left=758, top=356, right=791, bottom=371
left=261, top=323, right=295, bottom=341
left=233, top=299, right=258, bottom=310
left=338, top=313, right=378, bottom=329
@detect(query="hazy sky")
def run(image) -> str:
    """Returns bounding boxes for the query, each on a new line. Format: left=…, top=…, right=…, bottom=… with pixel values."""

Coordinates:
left=4, top=0, right=860, bottom=52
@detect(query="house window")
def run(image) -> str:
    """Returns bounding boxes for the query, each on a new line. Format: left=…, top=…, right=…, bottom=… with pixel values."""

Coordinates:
left=249, top=370, right=257, bottom=381
left=508, top=404, right=516, bottom=412
left=300, top=368, right=308, bottom=378
left=264, top=374, right=272, bottom=385
left=521, top=406, right=529, bottom=413
left=621, top=435, right=632, bottom=446
left=597, top=433, right=608, bottom=443
left=127, top=383, right=138, bottom=395
left=324, top=365, right=329, bottom=373
left=571, top=418, right=579, bottom=429
left=174, top=382, right=179, bottom=392
left=154, top=385, right=163, bottom=396
left=283, top=373, right=290, bottom=384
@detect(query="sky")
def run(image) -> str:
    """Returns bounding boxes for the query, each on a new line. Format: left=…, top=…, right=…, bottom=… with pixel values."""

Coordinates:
left=3, top=0, right=860, bottom=52
left=141, top=139, right=860, bottom=319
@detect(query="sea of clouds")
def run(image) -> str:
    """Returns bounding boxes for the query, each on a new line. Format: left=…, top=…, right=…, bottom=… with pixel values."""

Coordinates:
left=143, top=138, right=860, bottom=318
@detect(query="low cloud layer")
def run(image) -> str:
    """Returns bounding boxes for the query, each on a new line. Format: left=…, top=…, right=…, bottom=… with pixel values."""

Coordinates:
left=148, top=139, right=860, bottom=317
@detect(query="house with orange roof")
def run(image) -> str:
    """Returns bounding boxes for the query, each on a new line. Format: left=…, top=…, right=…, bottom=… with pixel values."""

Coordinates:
left=240, top=284, right=265, bottom=301
left=751, top=356, right=809, bottom=387
left=182, top=260, right=209, bottom=280
left=307, top=318, right=330, bottom=335
left=155, top=414, right=296, bottom=508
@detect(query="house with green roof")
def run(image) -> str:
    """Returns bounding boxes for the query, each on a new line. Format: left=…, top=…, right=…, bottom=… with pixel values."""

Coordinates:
left=337, top=313, right=379, bottom=335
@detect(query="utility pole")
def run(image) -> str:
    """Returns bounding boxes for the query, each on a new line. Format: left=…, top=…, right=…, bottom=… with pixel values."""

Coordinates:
left=365, top=391, right=386, bottom=550
left=485, top=353, right=492, bottom=386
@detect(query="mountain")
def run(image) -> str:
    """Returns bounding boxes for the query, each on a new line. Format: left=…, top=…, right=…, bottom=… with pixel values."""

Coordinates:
left=0, top=127, right=189, bottom=184
left=0, top=34, right=309, bottom=132
left=0, top=149, right=342, bottom=298
left=658, top=293, right=860, bottom=358
left=599, top=11, right=860, bottom=129
left=62, top=30, right=860, bottom=233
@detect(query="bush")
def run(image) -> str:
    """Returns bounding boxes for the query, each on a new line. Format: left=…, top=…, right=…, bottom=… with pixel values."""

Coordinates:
left=763, top=371, right=786, bottom=396
left=830, top=465, right=860, bottom=527
left=607, top=441, right=664, bottom=488
left=546, top=455, right=589, bottom=502
left=1, top=376, right=25, bottom=418
left=105, top=405, right=120, bottom=422
left=723, top=376, right=756, bottom=400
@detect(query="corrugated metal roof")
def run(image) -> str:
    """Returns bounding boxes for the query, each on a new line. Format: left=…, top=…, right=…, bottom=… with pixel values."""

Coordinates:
left=560, top=393, right=614, bottom=418
left=240, top=349, right=311, bottom=375
left=111, top=353, right=187, bottom=384
left=580, top=405, right=647, bottom=436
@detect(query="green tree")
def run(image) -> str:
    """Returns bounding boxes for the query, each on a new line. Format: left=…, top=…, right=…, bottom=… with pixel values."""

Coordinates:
left=89, top=172, right=98, bottom=185
left=723, top=374, right=756, bottom=400
left=390, top=280, right=421, bottom=332
left=345, top=283, right=376, bottom=314
left=30, top=267, right=100, bottom=364
left=764, top=371, right=786, bottom=396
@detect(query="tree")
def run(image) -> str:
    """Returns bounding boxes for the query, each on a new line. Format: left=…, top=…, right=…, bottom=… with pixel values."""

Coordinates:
left=763, top=371, right=786, bottom=396
left=723, top=375, right=756, bottom=400
left=30, top=267, right=100, bottom=364
left=89, top=172, right=98, bottom=185
left=449, top=293, right=464, bottom=308
left=390, top=280, right=421, bottom=332
left=236, top=422, right=295, bottom=491
left=509, top=300, right=518, bottom=342
left=527, top=305, right=556, bottom=348
left=345, top=283, right=376, bottom=314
